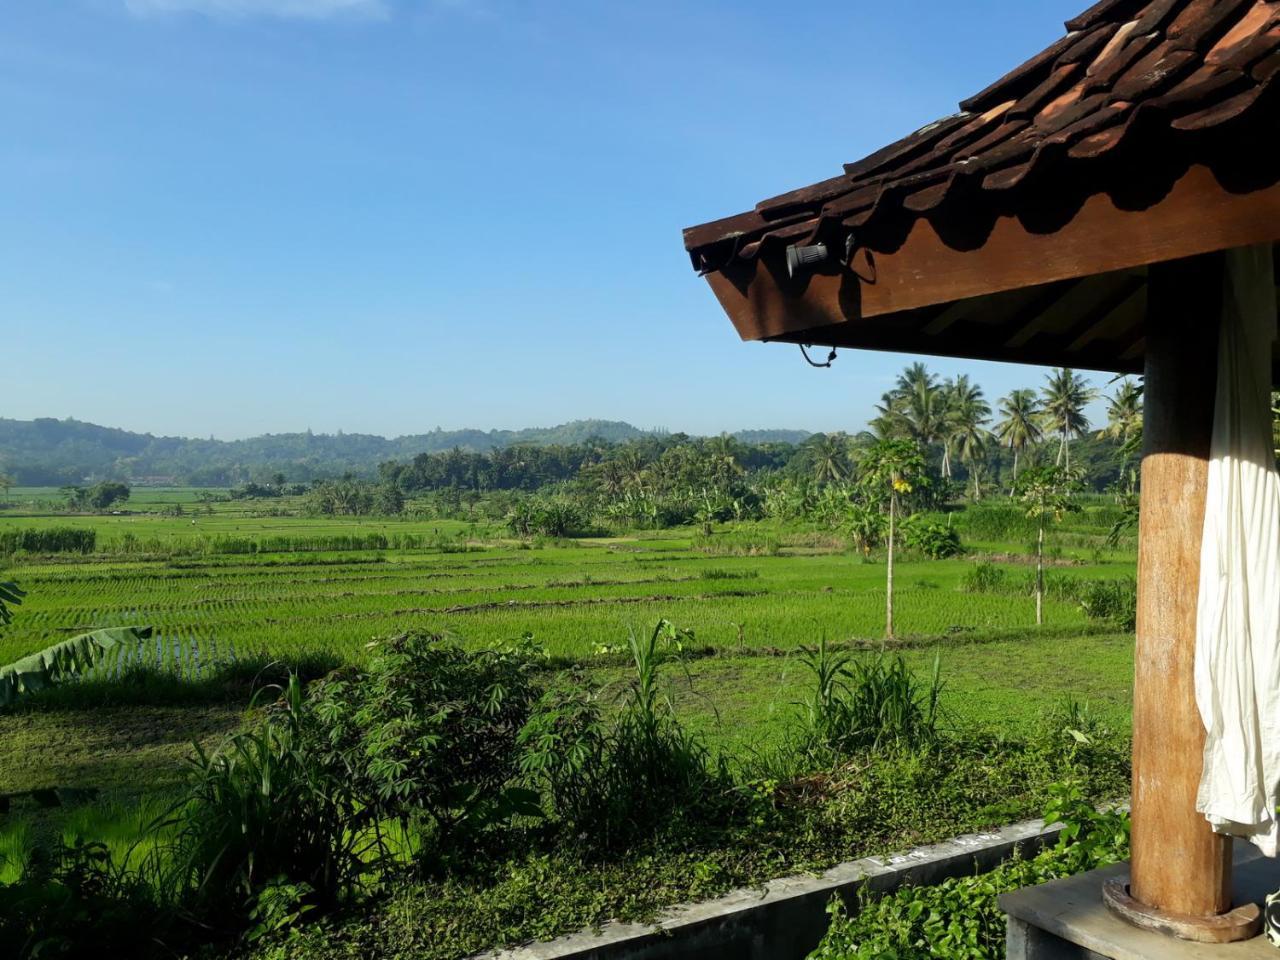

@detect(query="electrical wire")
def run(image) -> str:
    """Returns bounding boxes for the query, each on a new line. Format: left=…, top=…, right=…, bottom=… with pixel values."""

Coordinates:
left=799, top=344, right=837, bottom=368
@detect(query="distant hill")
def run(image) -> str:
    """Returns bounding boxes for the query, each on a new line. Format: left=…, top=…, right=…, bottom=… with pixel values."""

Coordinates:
left=732, top=429, right=812, bottom=445
left=0, top=418, right=810, bottom=486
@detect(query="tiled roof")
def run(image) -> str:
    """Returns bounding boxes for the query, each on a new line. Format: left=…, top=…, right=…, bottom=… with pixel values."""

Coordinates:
left=683, top=0, right=1280, bottom=273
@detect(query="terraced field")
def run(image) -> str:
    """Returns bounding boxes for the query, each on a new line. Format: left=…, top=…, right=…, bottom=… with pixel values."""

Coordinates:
left=0, top=533, right=1135, bottom=669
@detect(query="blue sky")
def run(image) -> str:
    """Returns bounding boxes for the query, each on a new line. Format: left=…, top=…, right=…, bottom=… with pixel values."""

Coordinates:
left=2, top=0, right=1116, bottom=440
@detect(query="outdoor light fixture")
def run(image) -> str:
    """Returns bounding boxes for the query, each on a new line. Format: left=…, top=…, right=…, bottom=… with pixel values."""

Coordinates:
left=785, top=242, right=828, bottom=277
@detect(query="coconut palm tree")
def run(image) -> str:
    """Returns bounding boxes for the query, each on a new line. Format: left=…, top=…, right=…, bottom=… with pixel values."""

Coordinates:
left=895, top=369, right=949, bottom=463
left=1097, top=379, right=1143, bottom=488
left=895, top=361, right=938, bottom=397
left=1041, top=368, right=1096, bottom=470
left=869, top=392, right=907, bottom=441
left=995, top=389, right=1044, bottom=492
left=810, top=433, right=850, bottom=485
left=947, top=380, right=991, bottom=500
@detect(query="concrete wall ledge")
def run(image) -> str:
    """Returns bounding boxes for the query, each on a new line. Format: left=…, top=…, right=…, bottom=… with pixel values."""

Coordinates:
left=477, top=817, right=1065, bottom=960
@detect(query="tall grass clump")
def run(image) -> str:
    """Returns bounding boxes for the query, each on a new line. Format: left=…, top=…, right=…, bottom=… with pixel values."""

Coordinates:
left=795, top=639, right=944, bottom=762
left=156, top=676, right=373, bottom=931
left=960, top=564, right=1135, bottom=629
left=0, top=527, right=96, bottom=556
left=520, top=620, right=735, bottom=850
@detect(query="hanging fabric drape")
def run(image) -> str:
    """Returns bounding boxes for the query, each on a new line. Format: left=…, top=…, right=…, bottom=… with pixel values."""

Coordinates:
left=1195, top=243, right=1280, bottom=855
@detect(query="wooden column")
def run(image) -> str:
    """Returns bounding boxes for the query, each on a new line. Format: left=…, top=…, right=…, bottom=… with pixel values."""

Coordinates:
left=1129, top=253, right=1231, bottom=918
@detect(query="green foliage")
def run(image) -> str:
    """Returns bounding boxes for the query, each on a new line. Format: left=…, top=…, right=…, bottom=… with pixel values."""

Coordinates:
left=1014, top=465, right=1085, bottom=522
left=959, top=566, right=1135, bottom=630
left=0, top=580, right=22, bottom=626
left=0, top=527, right=97, bottom=556
left=960, top=563, right=1006, bottom=593
left=309, top=632, right=544, bottom=847
left=843, top=501, right=887, bottom=554
left=859, top=439, right=927, bottom=507
left=520, top=621, right=736, bottom=850
left=0, top=838, right=165, bottom=960
left=0, top=627, right=152, bottom=708
left=807, top=784, right=1130, bottom=960
left=305, top=476, right=376, bottom=516
left=900, top=517, right=962, bottom=559
left=87, top=482, right=131, bottom=511
left=507, top=498, right=590, bottom=538
left=1077, top=577, right=1136, bottom=630
left=796, top=639, right=943, bottom=760
left=158, top=675, right=372, bottom=929
left=953, top=504, right=1037, bottom=541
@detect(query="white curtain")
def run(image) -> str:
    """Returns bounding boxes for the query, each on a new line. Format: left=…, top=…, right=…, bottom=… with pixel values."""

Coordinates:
left=1195, top=243, right=1280, bottom=855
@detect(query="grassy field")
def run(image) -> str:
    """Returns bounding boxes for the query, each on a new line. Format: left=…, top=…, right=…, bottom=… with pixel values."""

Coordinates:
left=1, top=488, right=1138, bottom=795
left=0, top=525, right=1134, bottom=666
left=0, top=488, right=1139, bottom=957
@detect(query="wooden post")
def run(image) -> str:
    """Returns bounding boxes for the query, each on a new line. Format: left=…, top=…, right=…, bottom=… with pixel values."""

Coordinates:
left=1129, top=253, right=1231, bottom=918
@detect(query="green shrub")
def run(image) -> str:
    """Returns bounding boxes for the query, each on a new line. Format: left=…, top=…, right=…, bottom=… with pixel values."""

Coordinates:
left=507, top=500, right=591, bottom=538
left=900, top=518, right=962, bottom=559
left=157, top=676, right=372, bottom=930
left=1078, top=578, right=1136, bottom=630
left=307, top=632, right=544, bottom=850
left=0, top=838, right=167, bottom=960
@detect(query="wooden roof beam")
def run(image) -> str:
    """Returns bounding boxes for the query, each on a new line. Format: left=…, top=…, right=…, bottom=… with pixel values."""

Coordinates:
left=705, top=165, right=1280, bottom=368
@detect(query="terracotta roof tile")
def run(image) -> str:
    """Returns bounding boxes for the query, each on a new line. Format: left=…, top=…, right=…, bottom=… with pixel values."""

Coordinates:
left=683, top=0, right=1280, bottom=272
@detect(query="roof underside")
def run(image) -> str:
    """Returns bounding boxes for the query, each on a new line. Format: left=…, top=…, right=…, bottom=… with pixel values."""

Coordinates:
left=683, top=0, right=1280, bottom=373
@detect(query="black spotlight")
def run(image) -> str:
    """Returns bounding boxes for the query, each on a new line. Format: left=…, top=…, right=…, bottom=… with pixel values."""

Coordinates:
left=785, top=242, right=828, bottom=277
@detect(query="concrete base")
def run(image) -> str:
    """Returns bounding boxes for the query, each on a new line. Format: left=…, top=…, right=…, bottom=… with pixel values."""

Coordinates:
left=1000, top=842, right=1280, bottom=959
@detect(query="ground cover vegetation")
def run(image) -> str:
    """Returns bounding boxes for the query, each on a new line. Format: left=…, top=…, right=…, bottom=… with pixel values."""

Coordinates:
left=0, top=625, right=1130, bottom=959
left=0, top=365, right=1150, bottom=958
left=807, top=783, right=1131, bottom=960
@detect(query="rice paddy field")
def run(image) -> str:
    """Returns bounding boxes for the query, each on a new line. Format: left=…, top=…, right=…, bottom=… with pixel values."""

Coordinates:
left=1, top=487, right=1139, bottom=801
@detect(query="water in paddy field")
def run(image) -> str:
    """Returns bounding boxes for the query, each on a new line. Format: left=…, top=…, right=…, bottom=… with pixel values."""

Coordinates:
left=86, top=631, right=240, bottom=683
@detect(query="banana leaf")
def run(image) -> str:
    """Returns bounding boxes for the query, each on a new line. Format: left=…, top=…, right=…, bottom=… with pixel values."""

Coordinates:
left=0, top=626, right=153, bottom=707
left=0, top=581, right=23, bottom=626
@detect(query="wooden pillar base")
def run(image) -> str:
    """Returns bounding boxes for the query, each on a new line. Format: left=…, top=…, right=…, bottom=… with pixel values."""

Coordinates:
left=1103, top=879, right=1261, bottom=944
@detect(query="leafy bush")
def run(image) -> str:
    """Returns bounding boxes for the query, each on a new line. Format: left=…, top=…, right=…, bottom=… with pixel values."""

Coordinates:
left=158, top=676, right=372, bottom=930
left=507, top=499, right=590, bottom=538
left=808, top=782, right=1130, bottom=960
left=900, top=517, right=963, bottom=559
left=0, top=838, right=165, bottom=960
left=309, top=632, right=544, bottom=849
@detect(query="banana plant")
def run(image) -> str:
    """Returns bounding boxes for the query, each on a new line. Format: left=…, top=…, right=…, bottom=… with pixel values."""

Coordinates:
left=0, top=626, right=153, bottom=707
left=0, top=580, right=23, bottom=626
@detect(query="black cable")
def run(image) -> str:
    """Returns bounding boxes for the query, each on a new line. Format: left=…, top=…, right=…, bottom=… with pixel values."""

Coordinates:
left=799, top=344, right=837, bottom=368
